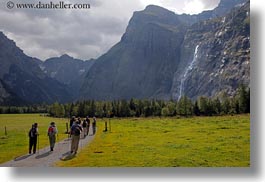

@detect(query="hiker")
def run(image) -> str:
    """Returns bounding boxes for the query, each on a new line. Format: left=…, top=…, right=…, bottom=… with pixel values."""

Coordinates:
left=28, top=123, right=38, bottom=154
left=70, top=120, right=83, bottom=154
left=92, top=116, right=97, bottom=135
left=82, top=119, right=88, bottom=138
left=47, top=121, right=58, bottom=151
left=77, top=117, right=82, bottom=124
left=70, top=116, right=75, bottom=128
left=85, top=116, right=90, bottom=136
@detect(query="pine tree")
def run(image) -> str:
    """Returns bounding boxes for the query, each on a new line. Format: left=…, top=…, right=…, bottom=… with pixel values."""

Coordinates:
left=213, top=98, right=221, bottom=115
left=177, top=96, right=192, bottom=117
left=167, top=101, right=176, bottom=116
left=193, top=100, right=200, bottom=116
left=238, top=84, right=248, bottom=113
left=198, top=96, right=208, bottom=115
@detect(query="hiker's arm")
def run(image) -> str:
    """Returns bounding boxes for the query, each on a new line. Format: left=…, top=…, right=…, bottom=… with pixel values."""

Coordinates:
left=55, top=127, right=58, bottom=134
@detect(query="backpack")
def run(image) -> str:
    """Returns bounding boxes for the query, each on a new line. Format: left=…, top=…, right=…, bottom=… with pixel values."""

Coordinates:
left=72, top=125, right=81, bottom=136
left=48, top=126, right=55, bottom=136
left=29, top=127, right=37, bottom=138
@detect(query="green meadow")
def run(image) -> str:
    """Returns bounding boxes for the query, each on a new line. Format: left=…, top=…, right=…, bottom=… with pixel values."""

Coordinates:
left=57, top=115, right=250, bottom=167
left=0, top=114, right=69, bottom=163
left=0, top=114, right=249, bottom=166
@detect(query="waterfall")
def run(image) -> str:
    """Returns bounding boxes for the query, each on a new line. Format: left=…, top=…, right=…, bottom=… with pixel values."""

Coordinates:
left=178, top=45, right=199, bottom=101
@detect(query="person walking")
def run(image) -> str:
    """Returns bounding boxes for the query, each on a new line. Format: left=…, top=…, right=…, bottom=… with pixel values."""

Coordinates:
left=70, top=116, right=75, bottom=128
left=86, top=116, right=90, bottom=136
left=47, top=121, right=58, bottom=151
left=92, top=116, right=97, bottom=135
left=70, top=120, right=83, bottom=155
left=82, top=119, right=88, bottom=138
left=28, top=123, right=38, bottom=154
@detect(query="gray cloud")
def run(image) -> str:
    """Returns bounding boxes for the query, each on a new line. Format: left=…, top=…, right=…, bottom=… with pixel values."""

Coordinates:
left=0, top=0, right=219, bottom=60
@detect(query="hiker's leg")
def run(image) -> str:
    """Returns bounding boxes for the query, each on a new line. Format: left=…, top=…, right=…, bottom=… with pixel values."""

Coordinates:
left=29, top=138, right=33, bottom=154
left=52, top=135, right=56, bottom=148
left=49, top=136, right=54, bottom=150
left=51, top=136, right=55, bottom=149
left=83, top=128, right=87, bottom=137
left=75, top=136, right=80, bottom=152
left=71, top=135, right=75, bottom=152
left=72, top=135, right=79, bottom=153
left=33, top=137, right=37, bottom=153
left=49, top=136, right=52, bottom=149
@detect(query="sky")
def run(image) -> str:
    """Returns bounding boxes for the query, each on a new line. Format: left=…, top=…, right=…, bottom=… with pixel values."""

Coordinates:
left=0, top=0, right=220, bottom=61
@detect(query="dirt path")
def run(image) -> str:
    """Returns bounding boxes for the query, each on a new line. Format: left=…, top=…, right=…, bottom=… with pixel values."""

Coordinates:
left=0, top=130, right=95, bottom=167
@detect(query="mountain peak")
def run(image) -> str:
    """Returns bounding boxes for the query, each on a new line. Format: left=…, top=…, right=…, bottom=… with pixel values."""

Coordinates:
left=142, top=4, right=175, bottom=17
left=144, top=5, right=173, bottom=13
left=60, top=54, right=72, bottom=59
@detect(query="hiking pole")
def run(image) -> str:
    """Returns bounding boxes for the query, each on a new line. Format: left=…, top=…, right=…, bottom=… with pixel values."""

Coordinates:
left=37, top=134, right=40, bottom=155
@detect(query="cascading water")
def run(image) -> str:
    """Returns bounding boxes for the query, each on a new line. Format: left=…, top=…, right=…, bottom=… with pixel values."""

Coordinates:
left=178, top=45, right=199, bottom=100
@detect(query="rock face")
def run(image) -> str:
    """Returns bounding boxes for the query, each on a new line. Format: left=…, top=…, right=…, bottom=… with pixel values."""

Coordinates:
left=0, top=32, right=73, bottom=105
left=80, top=5, right=187, bottom=100
left=40, top=55, right=94, bottom=97
left=80, top=0, right=250, bottom=101
left=172, top=1, right=250, bottom=100
left=0, top=79, right=24, bottom=105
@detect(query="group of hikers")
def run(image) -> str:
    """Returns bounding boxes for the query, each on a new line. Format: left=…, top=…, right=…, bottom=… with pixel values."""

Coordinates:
left=28, top=116, right=97, bottom=155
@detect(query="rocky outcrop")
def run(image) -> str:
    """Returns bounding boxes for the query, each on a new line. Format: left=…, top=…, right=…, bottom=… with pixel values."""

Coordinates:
left=80, top=0, right=249, bottom=101
left=0, top=79, right=25, bottom=105
left=80, top=5, right=187, bottom=100
left=171, top=1, right=250, bottom=100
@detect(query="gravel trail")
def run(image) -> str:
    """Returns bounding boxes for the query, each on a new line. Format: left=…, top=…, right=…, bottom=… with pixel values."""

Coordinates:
left=0, top=130, right=95, bottom=167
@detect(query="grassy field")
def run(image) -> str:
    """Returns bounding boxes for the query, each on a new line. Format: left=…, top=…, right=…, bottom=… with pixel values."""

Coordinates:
left=0, top=114, right=69, bottom=164
left=57, top=114, right=250, bottom=167
left=0, top=114, right=250, bottom=166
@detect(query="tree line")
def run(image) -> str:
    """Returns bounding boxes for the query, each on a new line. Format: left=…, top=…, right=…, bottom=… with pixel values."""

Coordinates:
left=48, top=85, right=250, bottom=118
left=0, top=85, right=249, bottom=118
left=0, top=105, right=48, bottom=114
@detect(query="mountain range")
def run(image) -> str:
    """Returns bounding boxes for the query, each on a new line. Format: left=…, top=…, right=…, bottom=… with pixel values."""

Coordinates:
left=0, top=0, right=250, bottom=105
left=80, top=0, right=250, bottom=101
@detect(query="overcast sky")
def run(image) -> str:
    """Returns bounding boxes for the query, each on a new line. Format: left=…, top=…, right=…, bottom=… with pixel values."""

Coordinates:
left=0, top=0, right=220, bottom=61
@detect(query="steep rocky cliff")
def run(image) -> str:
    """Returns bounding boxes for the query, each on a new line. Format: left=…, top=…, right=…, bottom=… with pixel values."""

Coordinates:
left=80, top=5, right=187, bottom=100
left=171, top=1, right=250, bottom=100
left=80, top=0, right=249, bottom=101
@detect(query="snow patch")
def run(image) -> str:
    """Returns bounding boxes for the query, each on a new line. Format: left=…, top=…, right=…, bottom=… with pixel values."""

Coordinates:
left=50, top=72, right=57, bottom=78
left=79, top=69, right=85, bottom=74
left=221, top=17, right=226, bottom=23
left=39, top=65, right=45, bottom=71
